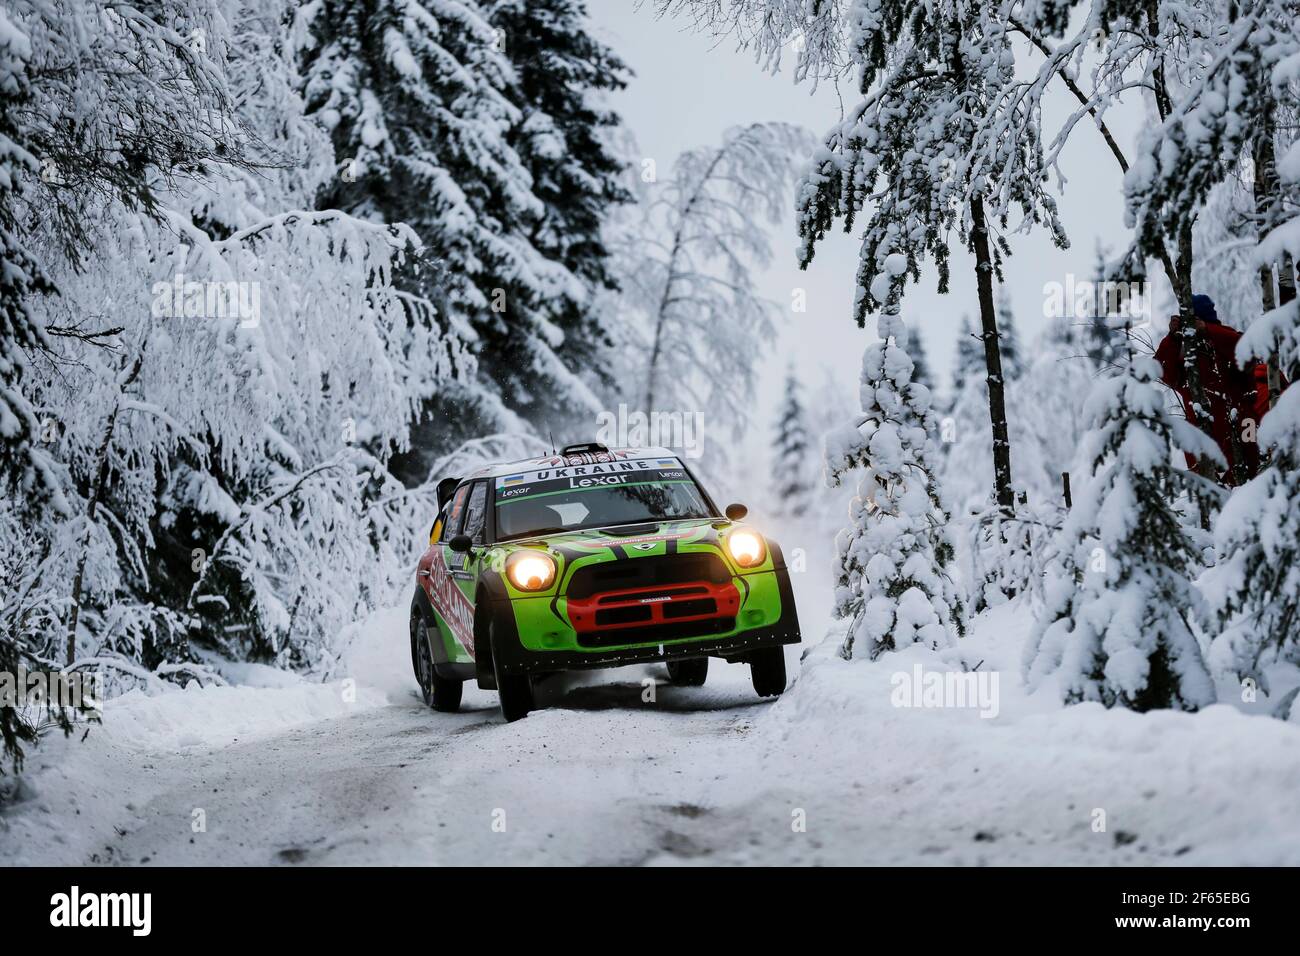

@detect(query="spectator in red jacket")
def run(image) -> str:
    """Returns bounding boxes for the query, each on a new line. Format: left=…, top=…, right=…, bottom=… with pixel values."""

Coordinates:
left=1153, top=294, right=1264, bottom=484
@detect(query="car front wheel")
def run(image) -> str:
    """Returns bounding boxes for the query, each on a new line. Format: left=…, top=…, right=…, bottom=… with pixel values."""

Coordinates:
left=750, top=647, right=786, bottom=697
left=666, top=657, right=708, bottom=686
left=491, top=623, right=534, bottom=722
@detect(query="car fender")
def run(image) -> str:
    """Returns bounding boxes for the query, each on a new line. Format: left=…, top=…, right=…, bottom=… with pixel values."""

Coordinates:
left=410, top=587, right=443, bottom=658
left=474, top=595, right=518, bottom=690
left=412, top=585, right=476, bottom=680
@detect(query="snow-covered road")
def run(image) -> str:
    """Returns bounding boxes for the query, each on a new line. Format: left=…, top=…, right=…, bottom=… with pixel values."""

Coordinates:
left=6, top=602, right=1300, bottom=866
left=90, top=672, right=785, bottom=867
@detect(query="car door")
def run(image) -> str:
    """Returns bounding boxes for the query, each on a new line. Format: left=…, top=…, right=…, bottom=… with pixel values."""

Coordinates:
left=448, top=480, right=490, bottom=659
left=419, top=483, right=476, bottom=663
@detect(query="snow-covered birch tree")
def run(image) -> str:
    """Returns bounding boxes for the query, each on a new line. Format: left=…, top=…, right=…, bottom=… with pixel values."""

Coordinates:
left=0, top=0, right=472, bottom=708
left=617, top=122, right=810, bottom=435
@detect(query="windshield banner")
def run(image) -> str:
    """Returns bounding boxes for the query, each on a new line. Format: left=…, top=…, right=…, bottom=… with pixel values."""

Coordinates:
left=495, top=457, right=687, bottom=502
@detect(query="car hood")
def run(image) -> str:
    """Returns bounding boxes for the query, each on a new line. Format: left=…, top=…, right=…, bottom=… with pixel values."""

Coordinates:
left=500, top=518, right=726, bottom=556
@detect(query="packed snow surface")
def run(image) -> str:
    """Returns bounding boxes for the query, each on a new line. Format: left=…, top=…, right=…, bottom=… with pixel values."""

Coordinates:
left=3, top=602, right=1298, bottom=866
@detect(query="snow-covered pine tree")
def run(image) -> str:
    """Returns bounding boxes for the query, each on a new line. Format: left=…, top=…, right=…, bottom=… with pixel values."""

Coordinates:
left=1192, top=180, right=1262, bottom=333
left=960, top=323, right=1096, bottom=611
left=1023, top=357, right=1221, bottom=711
left=996, top=290, right=1025, bottom=381
left=939, top=317, right=1005, bottom=511
left=488, top=0, right=631, bottom=383
left=1078, top=3, right=1300, bottom=684
left=785, top=0, right=1066, bottom=514
left=942, top=322, right=998, bottom=509
left=0, top=0, right=467, bottom=691
left=0, top=7, right=63, bottom=516
left=772, top=367, right=813, bottom=518
left=1083, top=245, right=1123, bottom=372
left=1018, top=324, right=1094, bottom=502
left=947, top=318, right=983, bottom=409
left=944, top=300, right=1051, bottom=607
left=909, top=325, right=935, bottom=392
left=1204, top=14, right=1300, bottom=681
left=1049, top=0, right=1296, bottom=483
left=1, top=0, right=278, bottom=673
left=826, top=256, right=964, bottom=660
left=301, top=0, right=620, bottom=459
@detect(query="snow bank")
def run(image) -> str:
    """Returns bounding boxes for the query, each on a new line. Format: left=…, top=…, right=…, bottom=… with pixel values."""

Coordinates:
left=335, top=602, right=414, bottom=702
left=760, top=601, right=1300, bottom=864
left=98, top=679, right=386, bottom=752
left=1, top=648, right=389, bottom=866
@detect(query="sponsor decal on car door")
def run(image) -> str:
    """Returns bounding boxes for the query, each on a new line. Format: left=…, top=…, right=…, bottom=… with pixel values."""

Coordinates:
left=420, top=483, right=477, bottom=660
left=427, top=547, right=476, bottom=658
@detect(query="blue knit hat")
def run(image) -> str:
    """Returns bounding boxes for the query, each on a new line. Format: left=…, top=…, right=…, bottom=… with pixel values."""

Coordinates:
left=1191, top=294, right=1219, bottom=324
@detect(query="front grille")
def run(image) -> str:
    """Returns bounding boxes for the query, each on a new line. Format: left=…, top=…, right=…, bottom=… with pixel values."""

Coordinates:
left=567, top=554, right=729, bottom=600
left=596, top=585, right=707, bottom=605
left=576, top=616, right=735, bottom=648
left=663, top=598, right=716, bottom=619
left=595, top=605, right=653, bottom=626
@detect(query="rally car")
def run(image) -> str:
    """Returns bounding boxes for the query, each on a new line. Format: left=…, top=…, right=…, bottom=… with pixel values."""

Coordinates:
left=409, top=443, right=802, bottom=721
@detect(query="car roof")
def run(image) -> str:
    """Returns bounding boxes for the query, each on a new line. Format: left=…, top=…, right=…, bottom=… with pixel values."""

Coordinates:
left=462, top=447, right=681, bottom=481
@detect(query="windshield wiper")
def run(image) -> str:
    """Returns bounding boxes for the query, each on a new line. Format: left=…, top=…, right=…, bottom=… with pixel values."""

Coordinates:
left=499, top=526, right=575, bottom=542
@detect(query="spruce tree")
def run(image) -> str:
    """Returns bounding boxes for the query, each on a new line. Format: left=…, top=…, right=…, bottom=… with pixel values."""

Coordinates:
left=996, top=290, right=1025, bottom=381
left=487, top=0, right=632, bottom=386
left=950, top=317, right=983, bottom=401
left=827, top=257, right=965, bottom=660
left=909, top=326, right=934, bottom=392
left=0, top=10, right=63, bottom=513
left=793, top=0, right=1067, bottom=514
left=772, top=367, right=812, bottom=519
left=1208, top=135, right=1300, bottom=678
left=1096, top=4, right=1300, bottom=678
left=1024, top=358, right=1220, bottom=711
left=301, top=0, right=627, bottom=452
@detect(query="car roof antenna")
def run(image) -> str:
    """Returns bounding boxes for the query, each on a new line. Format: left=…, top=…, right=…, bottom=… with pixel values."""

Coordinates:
left=548, top=429, right=556, bottom=456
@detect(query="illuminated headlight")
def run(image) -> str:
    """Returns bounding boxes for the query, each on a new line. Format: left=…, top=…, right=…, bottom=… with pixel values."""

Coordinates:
left=726, top=529, right=766, bottom=568
left=506, top=550, right=556, bottom=591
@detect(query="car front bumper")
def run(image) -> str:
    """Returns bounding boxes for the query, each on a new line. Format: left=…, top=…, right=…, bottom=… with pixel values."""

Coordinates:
left=484, top=565, right=802, bottom=679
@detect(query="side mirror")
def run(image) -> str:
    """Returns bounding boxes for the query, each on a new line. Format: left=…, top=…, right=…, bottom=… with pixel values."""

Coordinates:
left=724, top=502, right=748, bottom=521
left=448, top=534, right=473, bottom=554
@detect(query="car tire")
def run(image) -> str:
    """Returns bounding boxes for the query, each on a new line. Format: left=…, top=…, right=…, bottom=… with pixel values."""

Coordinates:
left=750, top=647, right=786, bottom=697
left=666, top=657, right=708, bottom=686
left=491, top=625, right=533, bottom=722
left=412, top=616, right=463, bottom=712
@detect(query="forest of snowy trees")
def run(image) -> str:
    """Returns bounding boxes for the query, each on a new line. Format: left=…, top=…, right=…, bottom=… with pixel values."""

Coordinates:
left=1, top=0, right=1299, bottom=781
left=670, top=0, right=1300, bottom=710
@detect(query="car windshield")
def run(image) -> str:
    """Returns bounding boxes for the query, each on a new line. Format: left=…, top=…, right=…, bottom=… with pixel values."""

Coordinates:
left=493, top=462, right=712, bottom=541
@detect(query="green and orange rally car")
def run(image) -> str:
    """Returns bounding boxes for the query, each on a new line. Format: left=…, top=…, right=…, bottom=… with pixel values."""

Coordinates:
left=409, top=443, right=802, bottom=721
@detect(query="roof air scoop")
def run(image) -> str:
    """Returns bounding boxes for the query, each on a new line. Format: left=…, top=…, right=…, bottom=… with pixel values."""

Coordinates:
left=560, top=442, right=609, bottom=456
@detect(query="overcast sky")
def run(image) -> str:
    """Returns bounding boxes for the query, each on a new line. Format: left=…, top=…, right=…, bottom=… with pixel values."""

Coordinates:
left=587, top=2, right=1153, bottom=445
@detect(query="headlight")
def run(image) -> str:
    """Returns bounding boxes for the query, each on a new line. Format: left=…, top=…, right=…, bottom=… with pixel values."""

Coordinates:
left=726, top=529, right=766, bottom=568
left=506, top=550, right=556, bottom=591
